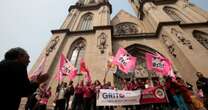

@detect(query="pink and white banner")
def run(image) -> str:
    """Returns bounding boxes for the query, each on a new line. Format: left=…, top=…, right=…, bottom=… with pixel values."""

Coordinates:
left=97, top=89, right=141, bottom=106
left=97, top=87, right=168, bottom=106
left=56, top=54, right=77, bottom=81
left=145, top=53, right=172, bottom=76
left=112, top=48, right=137, bottom=74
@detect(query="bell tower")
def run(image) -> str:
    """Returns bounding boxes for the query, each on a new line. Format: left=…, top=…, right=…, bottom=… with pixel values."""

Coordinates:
left=60, top=0, right=112, bottom=30
left=29, top=0, right=113, bottom=106
left=129, top=0, right=208, bottom=89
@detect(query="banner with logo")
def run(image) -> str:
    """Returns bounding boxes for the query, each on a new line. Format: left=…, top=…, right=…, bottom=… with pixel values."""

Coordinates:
left=140, top=86, right=168, bottom=104
left=97, top=87, right=168, bottom=106
left=97, top=89, right=141, bottom=106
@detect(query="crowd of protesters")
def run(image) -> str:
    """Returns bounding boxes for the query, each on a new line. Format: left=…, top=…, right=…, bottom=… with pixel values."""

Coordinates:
left=1, top=47, right=208, bottom=110
left=25, top=83, right=52, bottom=110
left=23, top=71, right=208, bottom=110
left=25, top=72, right=207, bottom=110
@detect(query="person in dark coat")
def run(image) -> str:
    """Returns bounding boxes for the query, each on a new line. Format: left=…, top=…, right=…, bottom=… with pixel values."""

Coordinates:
left=0, top=47, right=47, bottom=110
left=196, top=72, right=208, bottom=109
left=65, top=81, right=74, bottom=110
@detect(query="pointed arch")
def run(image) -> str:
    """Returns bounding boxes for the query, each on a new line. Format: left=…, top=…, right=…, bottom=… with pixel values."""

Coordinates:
left=113, top=44, right=164, bottom=89
left=193, top=30, right=208, bottom=49
left=125, top=44, right=159, bottom=79
left=163, top=6, right=191, bottom=23
left=77, top=12, right=93, bottom=31
left=68, top=38, right=86, bottom=68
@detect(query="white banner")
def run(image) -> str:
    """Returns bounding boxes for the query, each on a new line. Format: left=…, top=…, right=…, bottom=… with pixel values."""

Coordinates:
left=97, top=89, right=141, bottom=106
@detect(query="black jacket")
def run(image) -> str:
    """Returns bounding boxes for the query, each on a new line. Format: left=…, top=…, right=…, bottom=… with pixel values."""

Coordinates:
left=196, top=77, right=208, bottom=96
left=0, top=60, right=39, bottom=110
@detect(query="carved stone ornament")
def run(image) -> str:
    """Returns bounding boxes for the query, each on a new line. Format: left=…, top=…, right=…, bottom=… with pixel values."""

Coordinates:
left=97, top=33, right=107, bottom=54
left=161, top=34, right=177, bottom=57
left=171, top=28, right=193, bottom=49
left=114, top=23, right=139, bottom=35
left=46, top=36, right=60, bottom=56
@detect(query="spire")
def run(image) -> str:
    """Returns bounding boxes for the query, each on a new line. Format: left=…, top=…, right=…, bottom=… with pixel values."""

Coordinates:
left=128, top=0, right=144, bottom=19
left=128, top=0, right=177, bottom=19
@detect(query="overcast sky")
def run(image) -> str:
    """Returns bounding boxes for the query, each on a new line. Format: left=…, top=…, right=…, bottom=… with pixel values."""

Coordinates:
left=0, top=0, right=207, bottom=70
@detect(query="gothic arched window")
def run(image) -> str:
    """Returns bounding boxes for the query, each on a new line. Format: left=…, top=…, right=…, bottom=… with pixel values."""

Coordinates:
left=69, top=38, right=86, bottom=68
left=193, top=30, right=208, bottom=49
left=77, top=13, right=93, bottom=31
left=114, top=22, right=139, bottom=35
left=163, top=6, right=189, bottom=23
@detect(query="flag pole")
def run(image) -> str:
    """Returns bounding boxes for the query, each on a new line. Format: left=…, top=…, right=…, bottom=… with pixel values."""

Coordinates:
left=104, top=53, right=113, bottom=84
left=34, top=55, right=48, bottom=82
left=103, top=68, right=110, bottom=84
left=77, top=59, right=83, bottom=83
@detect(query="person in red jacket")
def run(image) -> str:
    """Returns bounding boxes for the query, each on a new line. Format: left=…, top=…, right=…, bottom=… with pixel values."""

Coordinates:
left=72, top=80, right=84, bottom=110
left=83, top=81, right=92, bottom=110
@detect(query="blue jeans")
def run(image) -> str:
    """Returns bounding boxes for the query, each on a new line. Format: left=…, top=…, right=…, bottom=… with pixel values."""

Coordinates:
left=173, top=95, right=189, bottom=110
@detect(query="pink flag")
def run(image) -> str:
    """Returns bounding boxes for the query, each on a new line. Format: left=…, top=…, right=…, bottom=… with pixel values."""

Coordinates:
left=56, top=54, right=77, bottom=81
left=29, top=56, right=46, bottom=79
left=79, top=58, right=92, bottom=82
left=80, top=58, right=89, bottom=73
left=145, top=53, right=172, bottom=76
left=112, top=48, right=137, bottom=74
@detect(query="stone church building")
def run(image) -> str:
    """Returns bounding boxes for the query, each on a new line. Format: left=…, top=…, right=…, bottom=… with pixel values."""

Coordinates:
left=28, top=0, right=208, bottom=106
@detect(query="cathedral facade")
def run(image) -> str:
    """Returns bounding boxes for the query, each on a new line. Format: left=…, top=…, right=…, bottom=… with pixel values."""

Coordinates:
left=30, top=0, right=208, bottom=105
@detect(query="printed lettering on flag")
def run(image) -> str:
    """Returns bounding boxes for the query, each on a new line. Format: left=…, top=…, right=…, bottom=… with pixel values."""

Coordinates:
left=119, top=54, right=130, bottom=66
left=56, top=54, right=77, bottom=81
left=61, top=59, right=73, bottom=75
left=112, top=48, right=136, bottom=74
left=146, top=53, right=172, bottom=76
left=152, top=56, right=165, bottom=70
